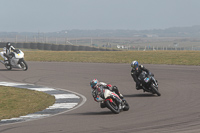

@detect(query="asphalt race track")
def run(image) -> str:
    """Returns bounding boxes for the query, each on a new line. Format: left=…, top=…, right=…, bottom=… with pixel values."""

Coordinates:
left=0, top=62, right=200, bottom=133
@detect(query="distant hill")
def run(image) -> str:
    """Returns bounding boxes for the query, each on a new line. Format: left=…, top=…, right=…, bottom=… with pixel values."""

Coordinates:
left=1, top=25, right=200, bottom=38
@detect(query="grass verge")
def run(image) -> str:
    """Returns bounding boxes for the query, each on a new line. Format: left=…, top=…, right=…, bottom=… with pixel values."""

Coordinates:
left=24, top=50, right=200, bottom=66
left=0, top=86, right=55, bottom=120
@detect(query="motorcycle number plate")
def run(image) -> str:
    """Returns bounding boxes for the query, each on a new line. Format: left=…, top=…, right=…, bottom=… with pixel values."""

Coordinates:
left=144, top=77, right=150, bottom=82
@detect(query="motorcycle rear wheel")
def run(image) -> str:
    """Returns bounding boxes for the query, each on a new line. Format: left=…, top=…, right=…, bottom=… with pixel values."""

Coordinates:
left=122, top=100, right=129, bottom=111
left=150, top=84, right=161, bottom=96
left=105, top=99, right=120, bottom=114
left=5, top=64, right=12, bottom=70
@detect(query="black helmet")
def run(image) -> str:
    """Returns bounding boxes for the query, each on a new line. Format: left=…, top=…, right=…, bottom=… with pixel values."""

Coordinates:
left=6, top=42, right=11, bottom=49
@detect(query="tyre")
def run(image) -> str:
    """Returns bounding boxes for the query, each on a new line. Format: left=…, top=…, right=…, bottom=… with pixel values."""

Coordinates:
left=122, top=100, right=129, bottom=111
left=5, top=64, right=12, bottom=70
left=20, top=60, right=28, bottom=71
left=105, top=99, right=120, bottom=114
left=150, top=84, right=161, bottom=96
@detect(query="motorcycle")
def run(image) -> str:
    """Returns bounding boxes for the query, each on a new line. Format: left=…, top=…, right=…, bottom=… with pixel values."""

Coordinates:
left=0, top=48, right=28, bottom=71
left=92, top=85, right=129, bottom=114
left=138, top=71, right=161, bottom=96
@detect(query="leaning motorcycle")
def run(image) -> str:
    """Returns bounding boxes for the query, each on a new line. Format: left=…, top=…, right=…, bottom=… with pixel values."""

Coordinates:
left=0, top=48, right=28, bottom=71
left=138, top=71, right=161, bottom=96
left=92, top=86, right=129, bottom=114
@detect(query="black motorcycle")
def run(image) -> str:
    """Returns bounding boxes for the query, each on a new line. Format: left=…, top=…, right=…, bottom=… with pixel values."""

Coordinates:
left=138, top=71, right=161, bottom=96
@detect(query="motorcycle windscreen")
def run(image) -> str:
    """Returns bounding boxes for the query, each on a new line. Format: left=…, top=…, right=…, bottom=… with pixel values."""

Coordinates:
left=14, top=52, right=24, bottom=58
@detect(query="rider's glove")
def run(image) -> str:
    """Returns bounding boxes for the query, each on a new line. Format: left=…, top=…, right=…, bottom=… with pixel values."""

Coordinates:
left=107, top=84, right=112, bottom=87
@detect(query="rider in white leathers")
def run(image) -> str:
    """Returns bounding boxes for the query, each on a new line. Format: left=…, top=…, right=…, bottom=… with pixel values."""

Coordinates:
left=3, top=42, right=16, bottom=65
left=90, top=79, right=124, bottom=108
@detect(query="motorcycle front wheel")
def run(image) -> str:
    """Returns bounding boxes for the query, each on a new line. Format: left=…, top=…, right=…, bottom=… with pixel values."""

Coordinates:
left=105, top=99, right=120, bottom=114
left=19, top=60, right=28, bottom=71
left=150, top=84, right=161, bottom=96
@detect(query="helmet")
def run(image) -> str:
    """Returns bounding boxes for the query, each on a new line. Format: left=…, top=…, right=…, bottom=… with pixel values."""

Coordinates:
left=90, top=79, right=99, bottom=88
left=6, top=42, right=11, bottom=49
left=131, top=60, right=138, bottom=69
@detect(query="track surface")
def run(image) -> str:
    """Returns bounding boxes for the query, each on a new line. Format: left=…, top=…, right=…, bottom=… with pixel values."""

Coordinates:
left=0, top=62, right=200, bottom=133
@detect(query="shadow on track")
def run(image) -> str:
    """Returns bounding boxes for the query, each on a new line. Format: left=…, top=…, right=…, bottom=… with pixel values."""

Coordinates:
left=0, top=69, right=22, bottom=71
left=124, top=93, right=158, bottom=97
left=66, top=111, right=114, bottom=116
left=0, top=69, right=9, bottom=71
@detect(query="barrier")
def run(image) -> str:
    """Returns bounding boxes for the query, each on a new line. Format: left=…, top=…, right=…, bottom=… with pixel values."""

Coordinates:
left=99, top=48, right=106, bottom=51
left=37, top=43, right=44, bottom=50
left=65, top=45, right=72, bottom=51
left=92, top=47, right=99, bottom=51
left=30, top=43, right=38, bottom=49
left=0, top=42, right=6, bottom=48
left=11, top=43, right=17, bottom=47
left=78, top=46, right=86, bottom=51
left=58, top=45, right=65, bottom=51
left=105, top=48, right=111, bottom=51
left=85, top=46, right=92, bottom=51
left=44, top=44, right=52, bottom=50
left=51, top=44, right=58, bottom=51
left=0, top=42, right=117, bottom=51
left=16, top=43, right=24, bottom=48
left=23, top=43, right=31, bottom=49
left=71, top=45, right=79, bottom=51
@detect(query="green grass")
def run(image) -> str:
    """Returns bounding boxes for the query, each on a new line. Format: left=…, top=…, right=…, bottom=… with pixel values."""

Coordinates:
left=24, top=50, right=200, bottom=65
left=0, top=86, right=55, bottom=120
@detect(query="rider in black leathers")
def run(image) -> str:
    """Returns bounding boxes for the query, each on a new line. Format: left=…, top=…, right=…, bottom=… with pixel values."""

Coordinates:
left=131, top=60, right=150, bottom=90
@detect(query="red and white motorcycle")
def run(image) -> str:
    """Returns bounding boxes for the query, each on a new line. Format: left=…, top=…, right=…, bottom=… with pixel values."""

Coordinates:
left=0, top=47, right=28, bottom=71
left=92, top=85, right=129, bottom=114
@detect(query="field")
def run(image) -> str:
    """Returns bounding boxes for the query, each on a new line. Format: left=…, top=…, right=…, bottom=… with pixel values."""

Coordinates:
left=24, top=50, right=200, bottom=66
left=0, top=86, right=55, bottom=120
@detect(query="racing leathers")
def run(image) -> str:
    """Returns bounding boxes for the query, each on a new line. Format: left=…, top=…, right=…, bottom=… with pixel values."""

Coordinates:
left=91, top=82, right=123, bottom=108
left=3, top=45, right=16, bottom=65
left=131, top=65, right=150, bottom=90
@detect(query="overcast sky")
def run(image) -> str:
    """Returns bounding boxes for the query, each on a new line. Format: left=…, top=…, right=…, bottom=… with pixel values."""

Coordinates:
left=0, top=0, right=200, bottom=32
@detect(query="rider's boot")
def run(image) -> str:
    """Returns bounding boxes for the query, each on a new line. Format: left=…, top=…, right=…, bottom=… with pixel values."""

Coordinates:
left=100, top=102, right=106, bottom=108
left=3, top=54, right=11, bottom=66
left=119, top=93, right=124, bottom=99
left=136, top=83, right=143, bottom=90
left=6, top=59, right=11, bottom=66
left=120, top=100, right=125, bottom=109
left=136, top=85, right=141, bottom=90
left=112, top=86, right=124, bottom=99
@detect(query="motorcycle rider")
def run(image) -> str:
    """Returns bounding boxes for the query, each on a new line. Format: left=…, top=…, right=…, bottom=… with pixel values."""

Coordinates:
left=131, top=60, right=150, bottom=90
left=90, top=79, right=124, bottom=108
left=3, top=42, right=16, bottom=65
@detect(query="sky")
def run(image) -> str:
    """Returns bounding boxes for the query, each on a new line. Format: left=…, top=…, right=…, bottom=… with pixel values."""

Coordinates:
left=0, top=0, right=200, bottom=32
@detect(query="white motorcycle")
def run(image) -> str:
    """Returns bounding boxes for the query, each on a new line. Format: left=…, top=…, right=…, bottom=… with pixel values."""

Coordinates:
left=0, top=48, right=28, bottom=71
left=92, top=85, right=129, bottom=114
